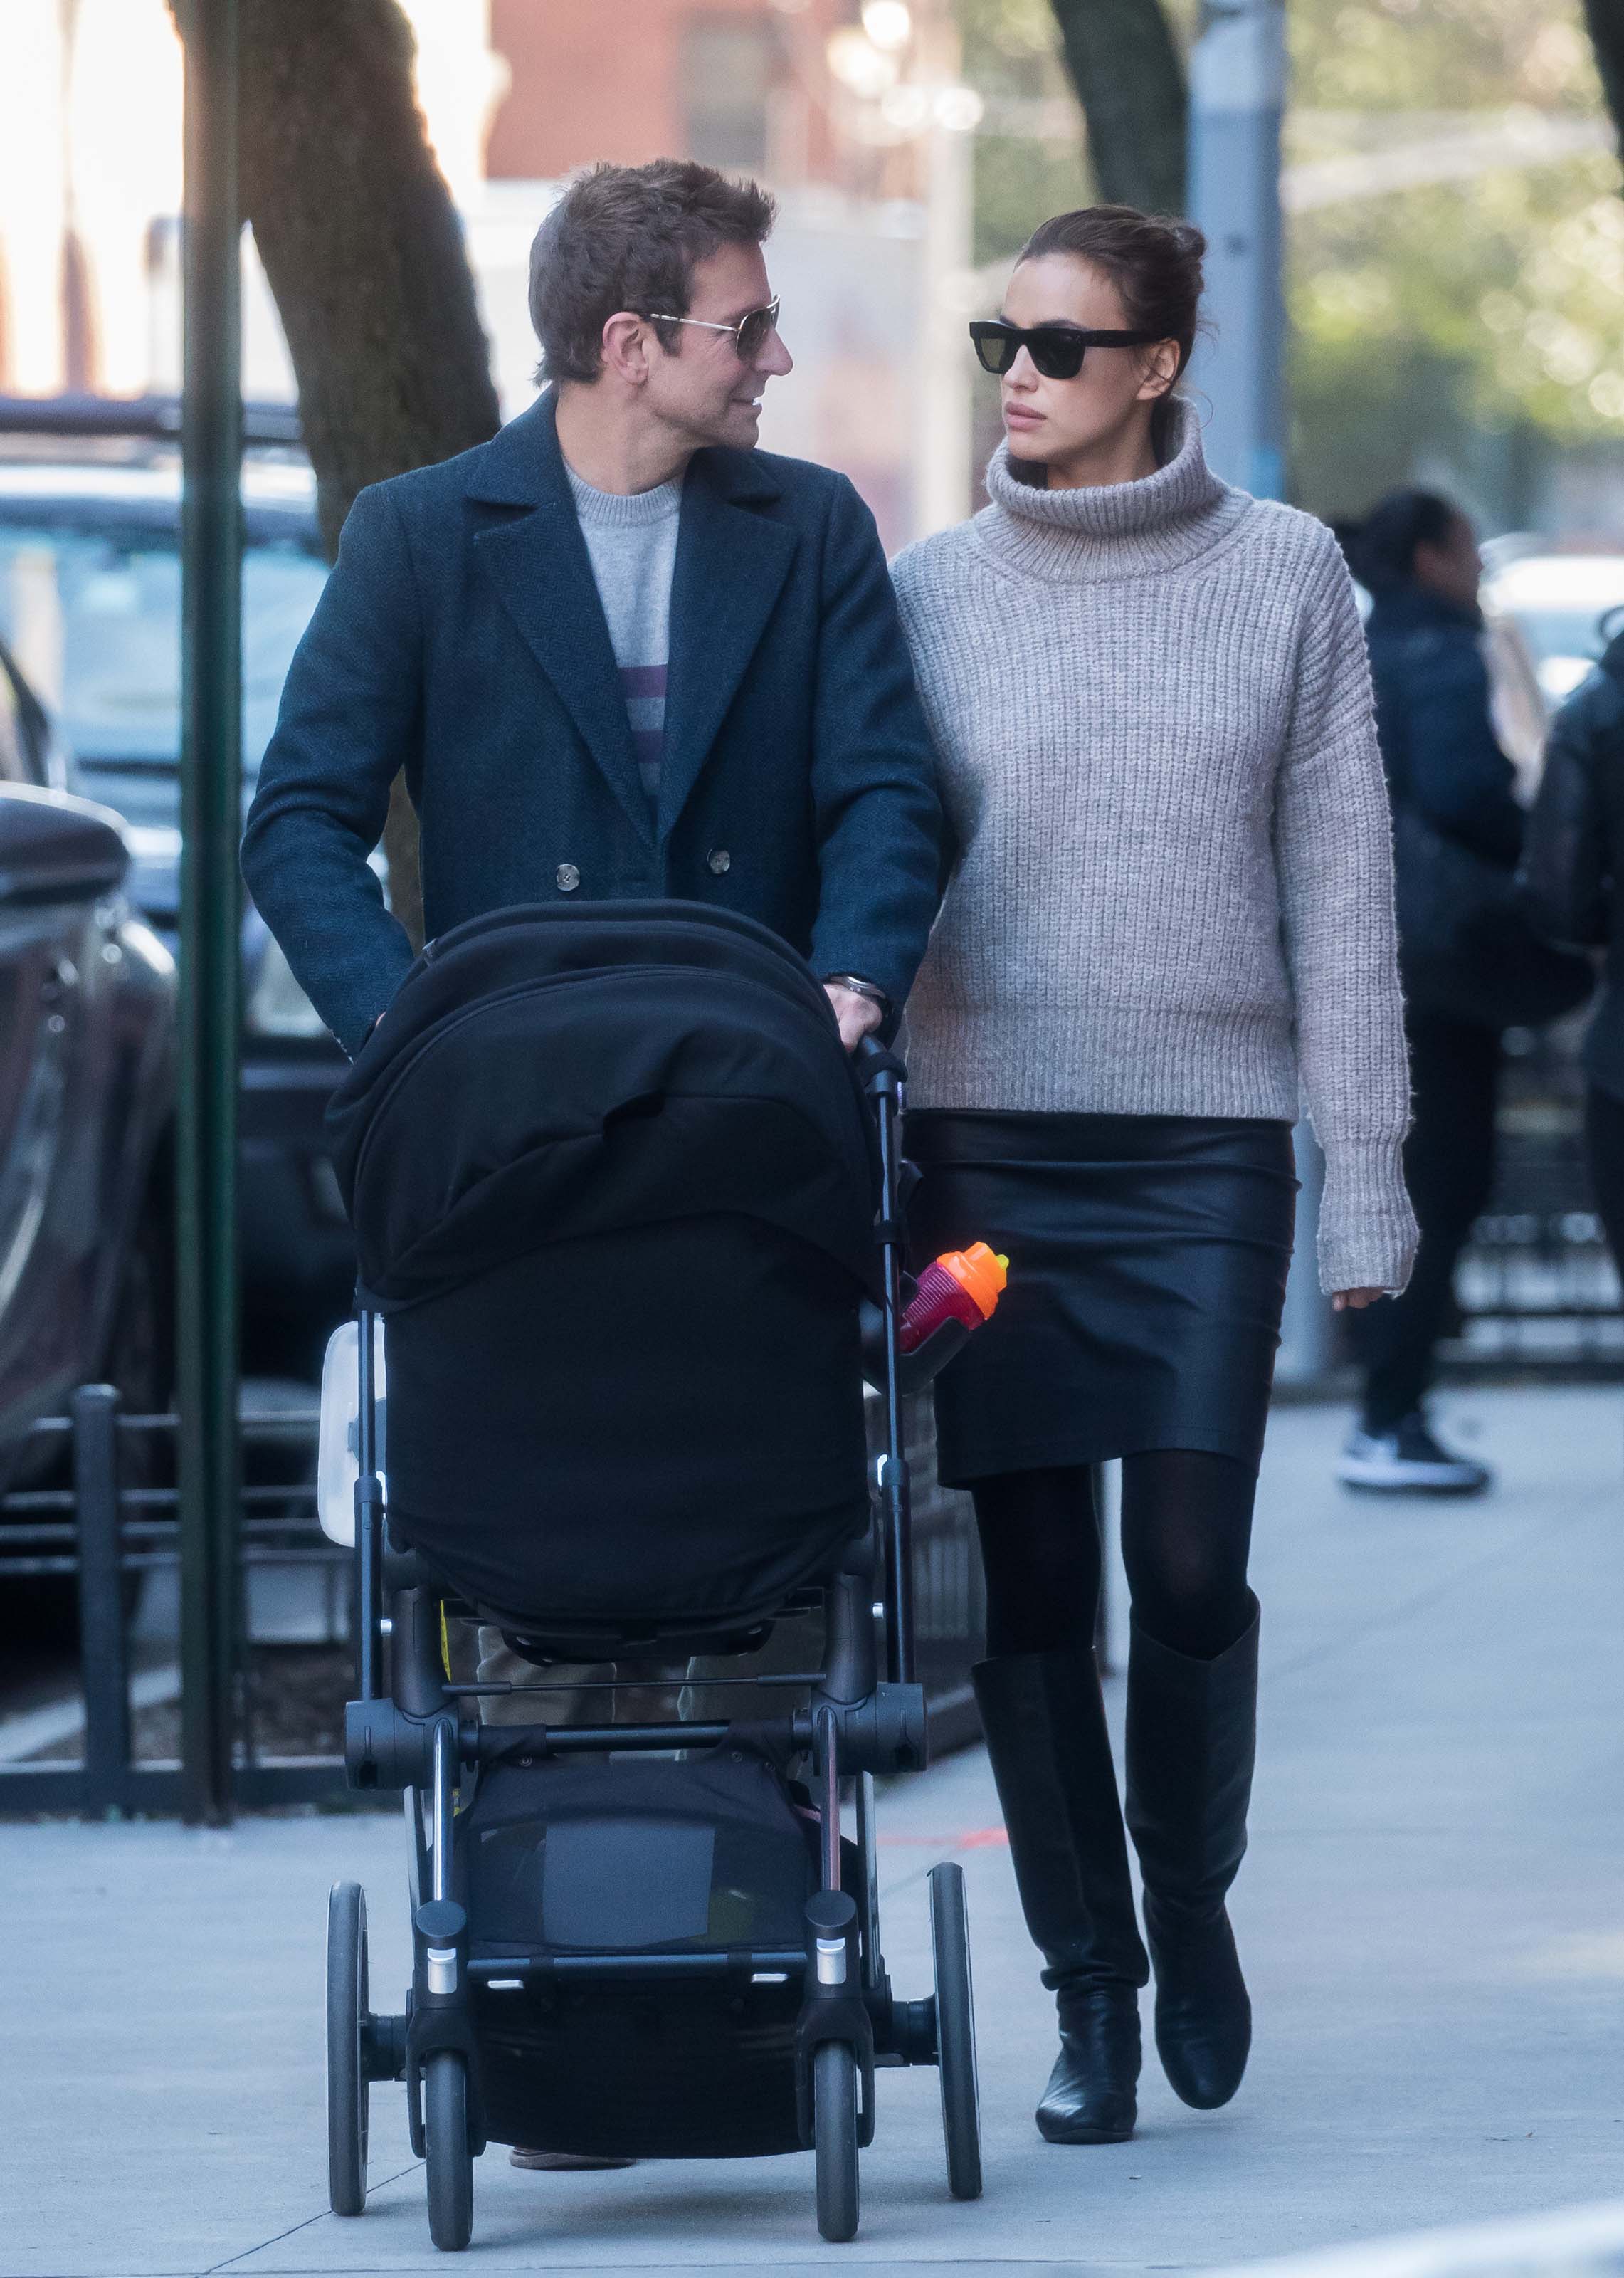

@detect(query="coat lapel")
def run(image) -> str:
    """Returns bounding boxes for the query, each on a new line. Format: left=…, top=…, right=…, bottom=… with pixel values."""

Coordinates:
left=468, top=397, right=655, bottom=849
left=658, top=453, right=798, bottom=841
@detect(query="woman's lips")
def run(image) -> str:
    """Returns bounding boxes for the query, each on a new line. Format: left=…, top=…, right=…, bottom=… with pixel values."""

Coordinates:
left=1004, top=405, right=1043, bottom=429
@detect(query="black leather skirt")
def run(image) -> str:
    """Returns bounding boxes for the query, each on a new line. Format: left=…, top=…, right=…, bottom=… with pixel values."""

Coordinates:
left=905, top=1111, right=1298, bottom=1486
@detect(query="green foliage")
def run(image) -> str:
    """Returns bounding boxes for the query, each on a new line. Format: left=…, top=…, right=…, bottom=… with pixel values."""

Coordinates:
left=1287, top=0, right=1624, bottom=514
left=955, top=0, right=1624, bottom=518
left=956, top=0, right=1089, bottom=264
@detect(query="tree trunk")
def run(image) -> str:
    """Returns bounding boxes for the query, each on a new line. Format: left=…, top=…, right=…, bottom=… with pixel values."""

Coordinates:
left=1584, top=0, right=1624, bottom=167
left=172, top=0, right=503, bottom=945
left=1048, top=0, right=1188, bottom=216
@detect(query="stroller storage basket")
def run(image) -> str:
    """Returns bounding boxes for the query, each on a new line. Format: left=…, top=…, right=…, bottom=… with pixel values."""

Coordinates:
left=460, top=1748, right=821, bottom=2159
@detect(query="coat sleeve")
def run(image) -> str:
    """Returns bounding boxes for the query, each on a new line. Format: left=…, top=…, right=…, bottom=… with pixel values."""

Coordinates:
left=240, top=483, right=422, bottom=1056
left=1519, top=679, right=1611, bottom=949
left=1275, top=537, right=1418, bottom=1296
left=805, top=477, right=944, bottom=1008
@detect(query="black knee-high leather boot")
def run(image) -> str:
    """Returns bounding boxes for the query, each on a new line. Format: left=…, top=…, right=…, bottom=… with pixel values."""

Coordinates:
left=973, top=1650, right=1149, bottom=2143
left=1124, top=1595, right=1260, bottom=2111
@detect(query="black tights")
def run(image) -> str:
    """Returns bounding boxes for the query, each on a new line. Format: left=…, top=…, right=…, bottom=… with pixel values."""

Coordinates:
left=971, top=1452, right=1256, bottom=1664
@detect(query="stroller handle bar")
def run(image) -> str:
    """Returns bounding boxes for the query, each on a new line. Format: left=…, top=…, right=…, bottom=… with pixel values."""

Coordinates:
left=858, top=1035, right=914, bottom=1689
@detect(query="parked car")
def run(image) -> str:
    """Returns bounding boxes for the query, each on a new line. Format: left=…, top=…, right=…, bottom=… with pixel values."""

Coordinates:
left=0, top=642, right=175, bottom=1495
left=1482, top=547, right=1624, bottom=712
left=0, top=400, right=353, bottom=1375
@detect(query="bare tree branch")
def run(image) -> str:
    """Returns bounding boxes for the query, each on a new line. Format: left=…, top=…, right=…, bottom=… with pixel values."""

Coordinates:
left=1048, top=0, right=1188, bottom=215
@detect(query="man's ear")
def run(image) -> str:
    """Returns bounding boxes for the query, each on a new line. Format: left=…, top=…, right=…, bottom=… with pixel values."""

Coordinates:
left=600, top=310, right=653, bottom=388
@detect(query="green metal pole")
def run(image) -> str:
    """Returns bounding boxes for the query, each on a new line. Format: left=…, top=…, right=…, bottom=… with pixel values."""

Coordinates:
left=177, top=0, right=241, bottom=1827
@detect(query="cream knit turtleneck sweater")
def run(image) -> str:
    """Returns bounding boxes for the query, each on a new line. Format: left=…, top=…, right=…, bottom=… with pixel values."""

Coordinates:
left=890, top=399, right=1417, bottom=1296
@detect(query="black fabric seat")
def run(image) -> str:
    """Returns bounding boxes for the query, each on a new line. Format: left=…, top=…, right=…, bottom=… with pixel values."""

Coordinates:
left=327, top=903, right=879, bottom=1635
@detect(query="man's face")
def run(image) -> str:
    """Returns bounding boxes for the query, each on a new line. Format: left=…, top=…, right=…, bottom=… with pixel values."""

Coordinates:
left=643, top=239, right=793, bottom=451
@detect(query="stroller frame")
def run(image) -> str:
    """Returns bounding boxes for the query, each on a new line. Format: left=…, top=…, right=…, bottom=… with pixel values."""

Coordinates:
left=325, top=1039, right=982, bottom=2248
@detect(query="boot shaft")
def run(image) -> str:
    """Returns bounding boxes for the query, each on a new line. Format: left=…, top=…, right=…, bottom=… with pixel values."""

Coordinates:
left=1124, top=1594, right=1260, bottom=1914
left=973, top=1648, right=1149, bottom=1991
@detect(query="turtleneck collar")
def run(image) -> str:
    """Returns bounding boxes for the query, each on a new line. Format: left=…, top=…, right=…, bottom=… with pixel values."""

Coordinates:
left=974, top=395, right=1249, bottom=584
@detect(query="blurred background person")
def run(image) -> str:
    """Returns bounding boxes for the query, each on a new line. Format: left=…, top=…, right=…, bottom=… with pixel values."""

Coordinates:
left=1337, top=493, right=1591, bottom=1495
left=1520, top=609, right=1624, bottom=1271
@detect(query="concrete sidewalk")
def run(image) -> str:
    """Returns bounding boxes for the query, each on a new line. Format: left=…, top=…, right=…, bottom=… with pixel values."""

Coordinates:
left=8, top=1387, right=1624, bottom=2277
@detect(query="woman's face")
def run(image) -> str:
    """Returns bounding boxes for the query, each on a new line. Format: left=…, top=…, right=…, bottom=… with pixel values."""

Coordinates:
left=998, top=254, right=1181, bottom=471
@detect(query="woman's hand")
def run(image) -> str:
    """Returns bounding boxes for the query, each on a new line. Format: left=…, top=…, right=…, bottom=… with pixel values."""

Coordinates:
left=1332, top=1287, right=1385, bottom=1311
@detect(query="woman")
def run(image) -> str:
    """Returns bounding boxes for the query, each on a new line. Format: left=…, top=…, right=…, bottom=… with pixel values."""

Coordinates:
left=890, top=206, right=1416, bottom=2145
left=1336, top=493, right=1530, bottom=1497
left=1521, top=609, right=1624, bottom=1268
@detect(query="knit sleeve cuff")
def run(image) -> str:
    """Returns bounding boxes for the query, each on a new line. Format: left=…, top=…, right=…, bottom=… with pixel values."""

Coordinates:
left=1315, top=1135, right=1419, bottom=1296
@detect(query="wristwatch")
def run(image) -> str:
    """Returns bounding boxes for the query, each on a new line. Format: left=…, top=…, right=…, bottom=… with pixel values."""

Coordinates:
left=823, top=972, right=892, bottom=1017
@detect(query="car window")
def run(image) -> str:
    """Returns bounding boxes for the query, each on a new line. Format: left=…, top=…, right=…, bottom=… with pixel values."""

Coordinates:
left=0, top=522, right=329, bottom=775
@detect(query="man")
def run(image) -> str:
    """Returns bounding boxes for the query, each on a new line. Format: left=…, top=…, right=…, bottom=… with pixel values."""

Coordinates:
left=241, top=157, right=942, bottom=1056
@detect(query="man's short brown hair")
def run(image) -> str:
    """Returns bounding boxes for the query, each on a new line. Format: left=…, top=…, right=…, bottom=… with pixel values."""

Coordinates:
left=529, top=159, right=776, bottom=385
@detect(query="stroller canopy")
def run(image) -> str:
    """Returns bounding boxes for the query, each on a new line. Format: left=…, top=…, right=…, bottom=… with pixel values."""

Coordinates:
left=328, top=901, right=880, bottom=1309
left=326, top=904, right=882, bottom=1639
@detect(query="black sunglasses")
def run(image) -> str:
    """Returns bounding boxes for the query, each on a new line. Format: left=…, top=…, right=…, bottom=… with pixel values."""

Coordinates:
left=969, top=320, right=1161, bottom=380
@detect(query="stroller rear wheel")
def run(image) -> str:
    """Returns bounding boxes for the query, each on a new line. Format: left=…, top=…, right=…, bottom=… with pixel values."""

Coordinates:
left=813, top=2042, right=860, bottom=2242
left=423, top=2051, right=474, bottom=2252
left=325, top=1881, right=369, bottom=2217
left=930, top=1863, right=982, bottom=2200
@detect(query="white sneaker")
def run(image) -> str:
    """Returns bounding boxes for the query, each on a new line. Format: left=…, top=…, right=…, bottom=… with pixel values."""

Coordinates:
left=1336, top=1412, right=1492, bottom=1496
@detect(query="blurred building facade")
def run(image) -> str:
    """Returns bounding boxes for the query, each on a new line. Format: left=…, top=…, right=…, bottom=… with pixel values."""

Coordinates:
left=0, top=0, right=983, bottom=550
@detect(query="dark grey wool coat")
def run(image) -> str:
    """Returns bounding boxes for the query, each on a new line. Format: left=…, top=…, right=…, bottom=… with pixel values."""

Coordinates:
left=241, top=389, right=942, bottom=1056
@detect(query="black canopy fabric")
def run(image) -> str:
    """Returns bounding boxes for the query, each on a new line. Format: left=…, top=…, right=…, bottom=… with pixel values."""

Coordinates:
left=327, top=901, right=880, bottom=1308
left=325, top=904, right=879, bottom=1637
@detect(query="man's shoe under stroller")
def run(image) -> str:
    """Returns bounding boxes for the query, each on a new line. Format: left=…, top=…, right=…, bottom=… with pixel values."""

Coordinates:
left=317, top=903, right=986, bottom=2250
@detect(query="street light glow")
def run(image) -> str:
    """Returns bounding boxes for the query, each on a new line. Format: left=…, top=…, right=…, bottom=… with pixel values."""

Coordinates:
left=826, top=26, right=899, bottom=100
left=861, top=1, right=913, bottom=53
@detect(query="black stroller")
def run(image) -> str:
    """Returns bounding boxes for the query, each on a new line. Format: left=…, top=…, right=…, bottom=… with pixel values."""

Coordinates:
left=320, top=902, right=983, bottom=2249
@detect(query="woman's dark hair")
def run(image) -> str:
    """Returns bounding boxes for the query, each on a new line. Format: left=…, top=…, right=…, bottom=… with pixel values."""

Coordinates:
left=529, top=159, right=776, bottom=384
left=1016, top=204, right=1207, bottom=383
left=1337, top=490, right=1461, bottom=594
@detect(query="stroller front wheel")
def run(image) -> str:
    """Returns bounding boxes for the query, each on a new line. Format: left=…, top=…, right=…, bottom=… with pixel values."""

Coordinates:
left=423, top=2050, right=474, bottom=2251
left=325, top=1881, right=369, bottom=2217
left=813, top=2042, right=860, bottom=2242
left=929, top=1862, right=983, bottom=2200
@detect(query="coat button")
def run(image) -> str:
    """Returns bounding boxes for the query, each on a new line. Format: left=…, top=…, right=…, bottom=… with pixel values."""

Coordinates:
left=555, top=862, right=580, bottom=892
left=707, top=848, right=731, bottom=876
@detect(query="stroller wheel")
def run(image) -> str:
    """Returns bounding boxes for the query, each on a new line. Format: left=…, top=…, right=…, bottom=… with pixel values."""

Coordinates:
left=813, top=2042, right=860, bottom=2242
left=325, top=1881, right=369, bottom=2217
left=930, top=1863, right=983, bottom=2200
left=423, top=2052, right=474, bottom=2252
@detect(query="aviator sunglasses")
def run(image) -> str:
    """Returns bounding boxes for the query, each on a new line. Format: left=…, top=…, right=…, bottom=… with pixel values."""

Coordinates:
left=969, top=319, right=1161, bottom=380
left=644, top=296, right=781, bottom=362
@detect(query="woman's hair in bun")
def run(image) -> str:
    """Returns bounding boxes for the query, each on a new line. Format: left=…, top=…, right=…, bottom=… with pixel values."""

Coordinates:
left=1336, top=489, right=1460, bottom=594
left=1017, top=204, right=1207, bottom=381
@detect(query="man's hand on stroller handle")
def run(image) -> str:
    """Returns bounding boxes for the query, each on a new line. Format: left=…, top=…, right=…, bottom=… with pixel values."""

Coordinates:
left=823, top=980, right=886, bottom=1051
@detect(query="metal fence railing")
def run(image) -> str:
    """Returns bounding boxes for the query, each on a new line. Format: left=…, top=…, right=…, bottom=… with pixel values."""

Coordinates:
left=1442, top=1022, right=1623, bottom=1376
left=0, top=1387, right=347, bottom=1816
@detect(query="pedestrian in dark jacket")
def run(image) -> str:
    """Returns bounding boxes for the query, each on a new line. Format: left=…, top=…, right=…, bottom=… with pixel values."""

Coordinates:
left=241, top=159, right=943, bottom=1062
left=1521, top=619, right=1624, bottom=1263
left=1336, top=490, right=1519, bottom=1496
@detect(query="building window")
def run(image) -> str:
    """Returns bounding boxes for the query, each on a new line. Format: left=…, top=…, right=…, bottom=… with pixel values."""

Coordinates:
left=681, top=18, right=778, bottom=172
